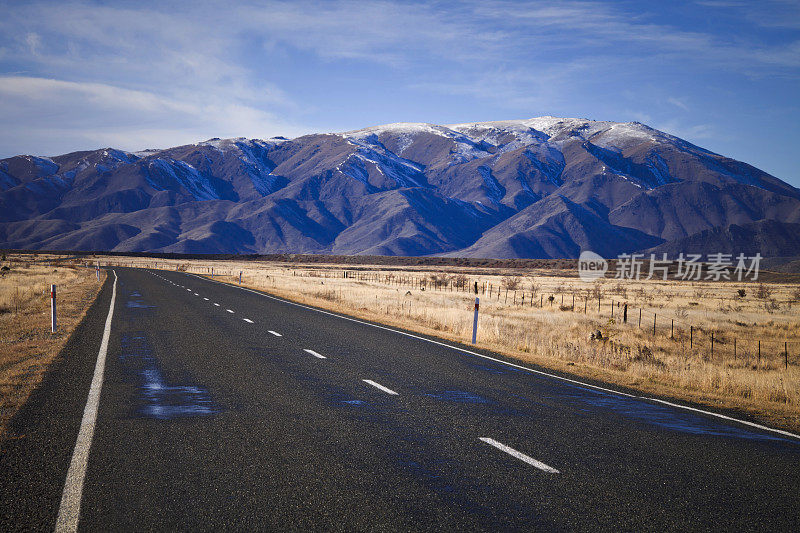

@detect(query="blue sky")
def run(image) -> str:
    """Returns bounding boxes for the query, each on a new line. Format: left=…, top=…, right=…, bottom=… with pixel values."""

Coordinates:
left=1, top=0, right=799, bottom=187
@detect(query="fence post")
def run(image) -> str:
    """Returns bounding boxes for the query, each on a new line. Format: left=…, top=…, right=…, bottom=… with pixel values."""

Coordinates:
left=474, top=281, right=478, bottom=294
left=734, top=338, right=737, bottom=359
left=786, top=341, right=789, bottom=370
left=50, top=284, right=57, bottom=333
left=758, top=340, right=761, bottom=367
left=711, top=332, right=714, bottom=357
left=690, top=326, right=693, bottom=349
left=671, top=319, right=674, bottom=339
left=623, top=304, right=628, bottom=324
left=472, top=297, right=480, bottom=344
left=653, top=314, right=656, bottom=336
left=638, top=308, right=642, bottom=328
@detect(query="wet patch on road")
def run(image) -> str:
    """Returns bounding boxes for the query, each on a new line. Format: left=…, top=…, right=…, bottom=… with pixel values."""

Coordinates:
left=564, top=385, right=796, bottom=444
left=120, top=333, right=217, bottom=420
left=126, top=290, right=154, bottom=309
left=426, top=390, right=491, bottom=404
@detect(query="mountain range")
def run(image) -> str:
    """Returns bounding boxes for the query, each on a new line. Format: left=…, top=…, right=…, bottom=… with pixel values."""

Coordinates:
left=2, top=117, right=799, bottom=258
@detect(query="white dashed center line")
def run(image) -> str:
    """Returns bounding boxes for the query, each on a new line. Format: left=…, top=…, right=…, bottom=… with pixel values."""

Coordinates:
left=268, top=330, right=282, bottom=337
left=479, top=438, right=560, bottom=473
left=226, top=309, right=234, bottom=313
left=214, top=303, right=220, bottom=307
left=194, top=293, right=199, bottom=296
left=203, top=297, right=209, bottom=301
left=362, top=379, right=398, bottom=395
left=243, top=318, right=254, bottom=323
left=303, top=349, right=326, bottom=359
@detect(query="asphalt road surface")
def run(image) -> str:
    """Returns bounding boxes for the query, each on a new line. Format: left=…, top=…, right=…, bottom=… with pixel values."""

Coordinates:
left=2, top=267, right=799, bottom=531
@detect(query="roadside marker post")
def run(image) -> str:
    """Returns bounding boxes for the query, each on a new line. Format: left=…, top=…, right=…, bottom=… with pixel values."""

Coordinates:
left=96, top=263, right=100, bottom=281
left=239, top=271, right=242, bottom=285
left=472, top=297, right=480, bottom=344
left=51, top=284, right=57, bottom=333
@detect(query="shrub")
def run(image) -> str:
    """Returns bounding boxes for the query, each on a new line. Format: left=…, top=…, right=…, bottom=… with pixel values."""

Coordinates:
left=755, top=283, right=772, bottom=299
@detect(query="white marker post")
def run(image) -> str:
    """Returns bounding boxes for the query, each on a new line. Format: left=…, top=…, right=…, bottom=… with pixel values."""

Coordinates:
left=472, top=297, right=479, bottom=344
left=211, top=267, right=214, bottom=279
left=239, top=271, right=242, bottom=285
left=95, top=262, right=100, bottom=281
left=51, top=284, right=57, bottom=333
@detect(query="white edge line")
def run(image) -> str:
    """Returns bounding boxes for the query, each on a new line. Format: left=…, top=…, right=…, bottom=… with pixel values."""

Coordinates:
left=304, top=349, right=326, bottom=359
left=479, top=438, right=560, bottom=474
left=55, top=270, right=118, bottom=532
left=268, top=330, right=282, bottom=337
left=363, top=379, right=398, bottom=395
left=186, top=272, right=800, bottom=441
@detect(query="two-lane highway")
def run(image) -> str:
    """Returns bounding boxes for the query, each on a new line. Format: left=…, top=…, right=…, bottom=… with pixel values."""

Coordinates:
left=2, top=267, right=800, bottom=531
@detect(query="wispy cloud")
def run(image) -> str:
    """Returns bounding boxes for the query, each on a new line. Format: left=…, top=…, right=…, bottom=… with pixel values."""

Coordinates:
left=0, top=76, right=309, bottom=155
left=667, top=97, right=689, bottom=111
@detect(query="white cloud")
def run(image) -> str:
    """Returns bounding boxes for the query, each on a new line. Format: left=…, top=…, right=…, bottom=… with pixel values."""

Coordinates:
left=667, top=97, right=689, bottom=111
left=0, top=76, right=309, bottom=157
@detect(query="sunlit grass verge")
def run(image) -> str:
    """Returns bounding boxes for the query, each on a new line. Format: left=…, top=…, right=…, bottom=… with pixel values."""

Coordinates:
left=0, top=258, right=104, bottom=441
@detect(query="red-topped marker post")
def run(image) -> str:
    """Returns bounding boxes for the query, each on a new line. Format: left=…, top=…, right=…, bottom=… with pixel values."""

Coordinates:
left=51, top=284, right=57, bottom=333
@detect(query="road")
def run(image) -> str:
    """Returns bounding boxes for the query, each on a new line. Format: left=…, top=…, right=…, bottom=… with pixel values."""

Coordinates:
left=2, top=267, right=799, bottom=531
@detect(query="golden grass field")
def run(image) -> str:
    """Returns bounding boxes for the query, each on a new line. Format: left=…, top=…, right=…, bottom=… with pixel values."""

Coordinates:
left=96, top=255, right=800, bottom=432
left=0, top=256, right=104, bottom=440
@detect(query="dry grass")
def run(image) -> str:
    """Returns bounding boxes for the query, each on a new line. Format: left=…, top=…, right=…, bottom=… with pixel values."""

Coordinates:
left=101, top=256, right=800, bottom=432
left=0, top=256, right=104, bottom=440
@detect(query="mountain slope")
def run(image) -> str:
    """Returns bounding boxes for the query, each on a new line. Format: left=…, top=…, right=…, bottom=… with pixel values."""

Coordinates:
left=2, top=117, right=799, bottom=258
